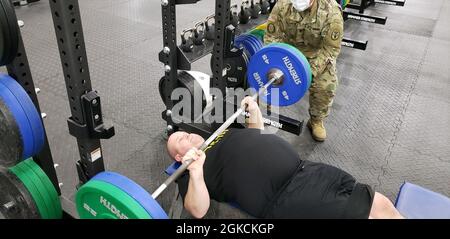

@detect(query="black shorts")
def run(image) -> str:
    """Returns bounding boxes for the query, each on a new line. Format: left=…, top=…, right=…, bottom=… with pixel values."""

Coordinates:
left=264, top=160, right=375, bottom=219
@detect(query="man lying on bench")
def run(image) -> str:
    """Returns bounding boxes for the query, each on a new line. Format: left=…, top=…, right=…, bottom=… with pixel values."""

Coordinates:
left=166, top=97, right=404, bottom=219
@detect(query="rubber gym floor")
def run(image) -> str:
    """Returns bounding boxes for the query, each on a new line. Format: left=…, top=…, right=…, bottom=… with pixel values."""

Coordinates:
left=3, top=0, right=449, bottom=218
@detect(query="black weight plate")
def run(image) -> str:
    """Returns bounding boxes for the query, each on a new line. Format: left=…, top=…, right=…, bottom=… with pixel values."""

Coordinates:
left=0, top=166, right=40, bottom=219
left=0, top=98, right=22, bottom=166
left=159, top=76, right=167, bottom=106
left=177, top=71, right=208, bottom=121
left=210, top=51, right=249, bottom=88
left=0, top=0, right=19, bottom=66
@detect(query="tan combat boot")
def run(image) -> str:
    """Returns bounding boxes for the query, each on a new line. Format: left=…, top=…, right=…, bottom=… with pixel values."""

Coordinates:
left=307, top=119, right=327, bottom=142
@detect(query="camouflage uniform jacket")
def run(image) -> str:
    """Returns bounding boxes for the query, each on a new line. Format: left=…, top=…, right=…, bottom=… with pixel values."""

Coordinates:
left=265, top=0, right=344, bottom=78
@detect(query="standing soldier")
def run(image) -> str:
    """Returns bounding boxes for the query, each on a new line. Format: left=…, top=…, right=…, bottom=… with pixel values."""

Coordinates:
left=265, top=0, right=343, bottom=142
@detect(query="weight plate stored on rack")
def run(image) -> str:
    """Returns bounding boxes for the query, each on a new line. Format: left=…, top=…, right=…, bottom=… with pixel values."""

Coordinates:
left=0, top=165, right=40, bottom=219
left=0, top=73, right=45, bottom=167
left=159, top=71, right=212, bottom=108
left=22, top=158, right=62, bottom=218
left=175, top=71, right=211, bottom=121
left=0, top=0, right=19, bottom=66
left=9, top=159, right=62, bottom=219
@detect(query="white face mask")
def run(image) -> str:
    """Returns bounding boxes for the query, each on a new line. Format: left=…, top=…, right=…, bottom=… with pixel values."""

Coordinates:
left=290, top=0, right=311, bottom=11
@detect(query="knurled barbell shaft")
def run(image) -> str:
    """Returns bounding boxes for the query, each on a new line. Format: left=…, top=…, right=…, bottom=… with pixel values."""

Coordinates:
left=152, top=74, right=281, bottom=199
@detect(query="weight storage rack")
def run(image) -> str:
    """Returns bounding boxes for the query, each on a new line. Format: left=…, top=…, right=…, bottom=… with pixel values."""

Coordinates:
left=346, top=0, right=405, bottom=14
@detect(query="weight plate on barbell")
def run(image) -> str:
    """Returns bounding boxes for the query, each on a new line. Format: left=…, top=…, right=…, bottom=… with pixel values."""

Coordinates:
left=270, top=43, right=312, bottom=88
left=210, top=34, right=263, bottom=89
left=92, top=172, right=168, bottom=219
left=0, top=74, right=45, bottom=166
left=247, top=44, right=311, bottom=106
left=247, top=35, right=264, bottom=57
left=76, top=180, right=151, bottom=219
left=234, top=36, right=252, bottom=56
left=235, top=34, right=262, bottom=57
left=0, top=0, right=19, bottom=66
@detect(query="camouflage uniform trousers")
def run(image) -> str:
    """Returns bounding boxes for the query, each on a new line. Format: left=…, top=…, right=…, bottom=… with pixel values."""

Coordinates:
left=308, top=63, right=338, bottom=121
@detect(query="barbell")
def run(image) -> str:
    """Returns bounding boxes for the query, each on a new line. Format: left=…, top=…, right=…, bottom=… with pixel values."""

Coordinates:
left=76, top=43, right=312, bottom=219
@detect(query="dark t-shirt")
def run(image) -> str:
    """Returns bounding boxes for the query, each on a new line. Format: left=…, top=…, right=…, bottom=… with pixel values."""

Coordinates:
left=176, top=128, right=302, bottom=217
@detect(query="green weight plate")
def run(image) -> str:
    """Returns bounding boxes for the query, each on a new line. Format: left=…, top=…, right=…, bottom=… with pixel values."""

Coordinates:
left=22, top=159, right=62, bottom=218
left=250, top=29, right=265, bottom=42
left=9, top=162, right=50, bottom=219
left=92, top=172, right=169, bottom=219
left=76, top=180, right=152, bottom=219
left=22, top=159, right=62, bottom=219
left=18, top=160, right=57, bottom=219
left=14, top=160, right=58, bottom=219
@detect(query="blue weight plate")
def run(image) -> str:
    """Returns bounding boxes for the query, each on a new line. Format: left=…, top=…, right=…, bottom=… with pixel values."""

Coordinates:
left=235, top=35, right=256, bottom=57
left=270, top=43, right=312, bottom=88
left=249, top=34, right=263, bottom=54
left=249, top=37, right=261, bottom=55
left=92, top=171, right=169, bottom=219
left=247, top=44, right=310, bottom=106
left=234, top=35, right=247, bottom=51
left=0, top=74, right=44, bottom=157
left=267, top=43, right=312, bottom=88
left=0, top=79, right=33, bottom=160
left=246, top=35, right=263, bottom=54
left=234, top=36, right=246, bottom=50
left=247, top=34, right=263, bottom=50
left=239, top=34, right=259, bottom=56
left=235, top=36, right=253, bottom=56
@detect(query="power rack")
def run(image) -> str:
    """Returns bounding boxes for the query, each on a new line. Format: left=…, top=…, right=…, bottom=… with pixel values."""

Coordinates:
left=159, top=0, right=310, bottom=138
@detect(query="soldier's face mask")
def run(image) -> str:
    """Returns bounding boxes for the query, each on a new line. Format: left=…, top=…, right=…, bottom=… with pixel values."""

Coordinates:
left=290, top=0, right=311, bottom=11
